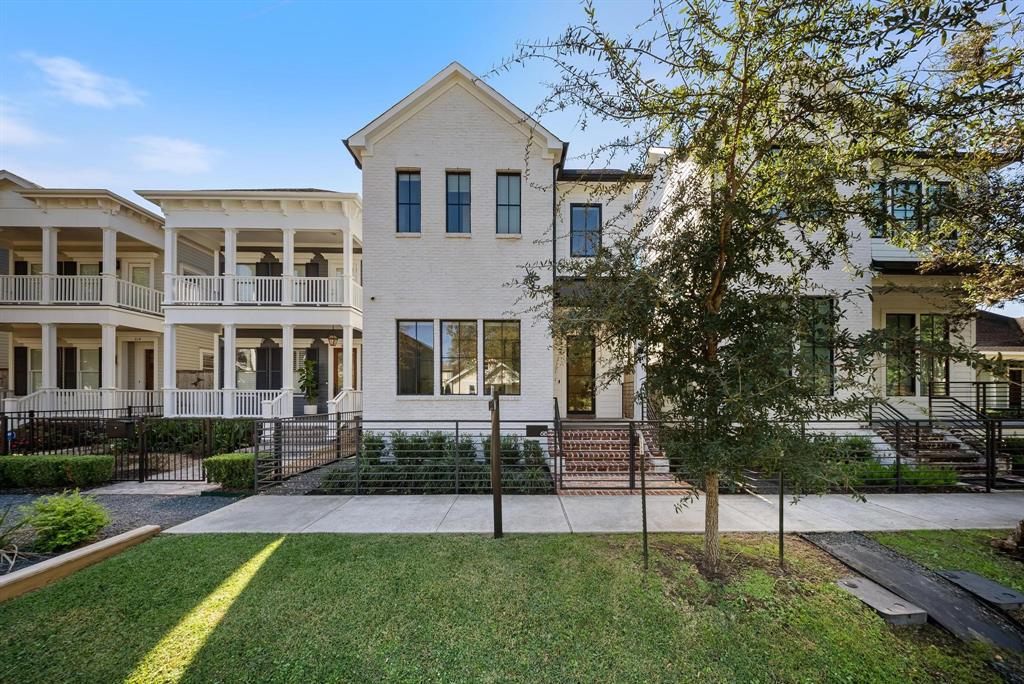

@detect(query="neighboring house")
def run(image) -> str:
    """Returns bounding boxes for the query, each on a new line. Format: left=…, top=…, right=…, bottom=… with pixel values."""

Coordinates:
left=974, top=309, right=1024, bottom=415
left=135, top=189, right=363, bottom=418
left=345, top=61, right=978, bottom=422
left=0, top=170, right=213, bottom=413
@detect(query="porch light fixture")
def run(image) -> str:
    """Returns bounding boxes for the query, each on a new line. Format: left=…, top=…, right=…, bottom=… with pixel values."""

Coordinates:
left=327, top=328, right=339, bottom=347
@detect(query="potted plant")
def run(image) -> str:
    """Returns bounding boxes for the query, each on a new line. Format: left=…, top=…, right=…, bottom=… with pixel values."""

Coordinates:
left=299, top=358, right=320, bottom=415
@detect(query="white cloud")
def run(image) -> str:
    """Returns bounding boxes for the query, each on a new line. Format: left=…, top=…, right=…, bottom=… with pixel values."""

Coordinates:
left=22, top=53, right=144, bottom=108
left=131, top=136, right=218, bottom=174
left=0, top=102, right=59, bottom=146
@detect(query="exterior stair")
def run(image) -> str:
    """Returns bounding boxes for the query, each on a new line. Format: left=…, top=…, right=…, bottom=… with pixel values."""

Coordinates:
left=873, top=424, right=985, bottom=472
left=551, top=425, right=691, bottom=495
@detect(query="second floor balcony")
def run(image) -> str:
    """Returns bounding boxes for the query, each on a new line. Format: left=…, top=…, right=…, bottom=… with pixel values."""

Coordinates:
left=0, top=274, right=163, bottom=315
left=167, top=274, right=362, bottom=308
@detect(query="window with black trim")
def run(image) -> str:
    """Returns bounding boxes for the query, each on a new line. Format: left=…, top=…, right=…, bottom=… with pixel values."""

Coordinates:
left=496, top=173, right=521, bottom=234
left=484, top=321, right=521, bottom=395
left=441, top=320, right=477, bottom=395
left=570, top=204, right=601, bottom=256
left=885, top=313, right=916, bottom=396
left=919, top=313, right=949, bottom=394
left=927, top=181, right=953, bottom=233
left=398, top=320, right=433, bottom=395
left=446, top=172, right=471, bottom=233
left=799, top=298, right=835, bottom=395
left=397, top=171, right=421, bottom=233
left=891, top=180, right=921, bottom=226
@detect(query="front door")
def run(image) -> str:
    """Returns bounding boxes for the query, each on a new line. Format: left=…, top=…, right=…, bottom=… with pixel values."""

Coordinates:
left=144, top=349, right=155, bottom=391
left=566, top=336, right=595, bottom=415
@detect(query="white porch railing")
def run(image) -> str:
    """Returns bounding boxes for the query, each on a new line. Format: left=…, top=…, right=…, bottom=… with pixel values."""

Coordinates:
left=166, top=275, right=359, bottom=308
left=235, top=390, right=281, bottom=417
left=172, top=275, right=223, bottom=304
left=328, top=389, right=363, bottom=415
left=116, top=280, right=163, bottom=314
left=261, top=390, right=294, bottom=419
left=170, top=389, right=223, bottom=417
left=0, top=275, right=161, bottom=314
left=3, top=388, right=165, bottom=414
left=112, top=389, right=162, bottom=411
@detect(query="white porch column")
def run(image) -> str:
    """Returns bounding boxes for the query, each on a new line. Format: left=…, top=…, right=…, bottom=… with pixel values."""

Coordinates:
left=282, top=228, right=295, bottom=305
left=223, top=228, right=237, bottom=305
left=163, top=227, right=177, bottom=304
left=101, top=324, right=117, bottom=409
left=223, top=323, right=236, bottom=417
left=342, top=325, right=354, bottom=392
left=40, top=323, right=57, bottom=390
left=162, top=323, right=176, bottom=416
left=343, top=228, right=354, bottom=306
left=281, top=324, right=295, bottom=392
left=102, top=228, right=117, bottom=305
left=41, top=226, right=58, bottom=304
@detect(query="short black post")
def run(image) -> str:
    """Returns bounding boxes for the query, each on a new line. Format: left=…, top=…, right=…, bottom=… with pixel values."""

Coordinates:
left=354, top=417, right=362, bottom=495
left=138, top=418, right=147, bottom=483
left=639, top=427, right=649, bottom=573
left=778, top=466, right=785, bottom=570
left=335, top=410, right=342, bottom=462
left=894, top=422, right=902, bottom=493
left=489, top=386, right=502, bottom=539
left=28, top=410, right=36, bottom=452
left=628, top=421, right=637, bottom=490
left=986, top=420, right=995, bottom=492
left=454, top=420, right=461, bottom=495
left=0, top=413, right=8, bottom=456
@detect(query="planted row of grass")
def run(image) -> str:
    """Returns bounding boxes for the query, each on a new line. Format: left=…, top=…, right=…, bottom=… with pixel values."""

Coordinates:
left=0, top=532, right=1000, bottom=683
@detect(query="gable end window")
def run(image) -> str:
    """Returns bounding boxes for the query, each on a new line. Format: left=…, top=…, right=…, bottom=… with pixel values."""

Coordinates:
left=397, top=171, right=421, bottom=233
left=496, top=173, right=521, bottom=234
left=446, top=172, right=471, bottom=233
left=570, top=204, right=601, bottom=257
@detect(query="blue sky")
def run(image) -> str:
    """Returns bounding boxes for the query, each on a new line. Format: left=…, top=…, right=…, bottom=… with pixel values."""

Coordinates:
left=0, top=0, right=635, bottom=203
left=1, top=0, right=1020, bottom=316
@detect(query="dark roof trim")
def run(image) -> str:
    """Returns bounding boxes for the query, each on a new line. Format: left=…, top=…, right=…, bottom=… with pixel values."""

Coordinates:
left=871, top=260, right=975, bottom=276
left=558, top=168, right=652, bottom=182
left=342, top=138, right=361, bottom=170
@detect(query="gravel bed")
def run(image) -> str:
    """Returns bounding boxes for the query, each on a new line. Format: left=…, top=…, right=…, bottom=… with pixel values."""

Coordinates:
left=1, top=493, right=242, bottom=573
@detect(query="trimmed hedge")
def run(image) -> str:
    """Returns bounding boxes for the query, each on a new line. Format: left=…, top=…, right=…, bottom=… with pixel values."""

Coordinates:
left=205, top=452, right=254, bottom=490
left=0, top=454, right=115, bottom=488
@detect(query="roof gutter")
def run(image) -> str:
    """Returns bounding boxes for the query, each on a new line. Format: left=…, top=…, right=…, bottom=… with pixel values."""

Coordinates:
left=342, top=138, right=362, bottom=170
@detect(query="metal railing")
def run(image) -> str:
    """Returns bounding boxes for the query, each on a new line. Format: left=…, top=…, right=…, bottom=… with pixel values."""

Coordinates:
left=930, top=380, right=1023, bottom=419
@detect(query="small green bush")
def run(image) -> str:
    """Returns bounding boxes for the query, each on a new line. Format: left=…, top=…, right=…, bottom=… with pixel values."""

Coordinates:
left=23, top=490, right=110, bottom=552
left=205, top=452, right=254, bottom=490
left=0, top=454, right=114, bottom=488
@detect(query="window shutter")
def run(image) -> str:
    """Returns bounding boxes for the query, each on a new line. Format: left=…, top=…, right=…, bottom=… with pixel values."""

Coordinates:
left=14, top=261, right=28, bottom=276
left=14, top=347, right=27, bottom=395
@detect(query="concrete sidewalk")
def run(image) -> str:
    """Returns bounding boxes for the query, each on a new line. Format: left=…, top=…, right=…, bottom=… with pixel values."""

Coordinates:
left=165, top=491, right=1024, bottom=534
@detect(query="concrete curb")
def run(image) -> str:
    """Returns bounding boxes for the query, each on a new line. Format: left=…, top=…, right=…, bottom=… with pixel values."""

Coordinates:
left=0, top=524, right=161, bottom=602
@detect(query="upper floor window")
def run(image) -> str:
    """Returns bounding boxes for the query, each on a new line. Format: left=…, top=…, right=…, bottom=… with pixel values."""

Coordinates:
left=570, top=204, right=601, bottom=257
left=446, top=172, right=471, bottom=233
left=927, top=181, right=953, bottom=233
left=890, top=180, right=921, bottom=226
left=397, top=171, right=421, bottom=233
left=496, top=173, right=521, bottom=234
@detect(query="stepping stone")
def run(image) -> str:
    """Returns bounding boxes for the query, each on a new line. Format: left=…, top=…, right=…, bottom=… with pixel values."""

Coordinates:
left=938, top=571, right=1024, bottom=611
left=837, top=576, right=928, bottom=626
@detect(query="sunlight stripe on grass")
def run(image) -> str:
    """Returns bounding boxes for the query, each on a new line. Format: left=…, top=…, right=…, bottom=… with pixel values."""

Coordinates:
left=125, top=537, right=283, bottom=684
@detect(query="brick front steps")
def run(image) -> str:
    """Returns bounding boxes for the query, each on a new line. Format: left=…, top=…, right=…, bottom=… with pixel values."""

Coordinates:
left=551, top=426, right=692, bottom=495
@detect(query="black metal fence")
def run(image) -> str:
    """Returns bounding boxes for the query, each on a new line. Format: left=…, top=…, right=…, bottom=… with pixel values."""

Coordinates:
left=1, top=409, right=257, bottom=482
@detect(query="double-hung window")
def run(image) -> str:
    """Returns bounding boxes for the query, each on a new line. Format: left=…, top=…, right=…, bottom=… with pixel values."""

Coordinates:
left=397, top=171, right=421, bottom=233
left=496, top=173, right=521, bottom=234
left=484, top=321, right=521, bottom=395
left=397, top=321, right=434, bottom=395
left=441, top=321, right=477, bottom=395
left=446, top=172, right=471, bottom=233
left=570, top=204, right=601, bottom=256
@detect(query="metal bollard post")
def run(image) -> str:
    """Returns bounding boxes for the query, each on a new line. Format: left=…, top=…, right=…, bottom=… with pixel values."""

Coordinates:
left=489, top=387, right=503, bottom=539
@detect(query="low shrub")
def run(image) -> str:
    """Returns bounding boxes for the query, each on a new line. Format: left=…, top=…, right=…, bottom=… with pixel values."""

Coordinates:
left=843, top=459, right=958, bottom=489
left=205, top=452, right=255, bottom=490
left=0, top=454, right=115, bottom=488
left=22, top=490, right=110, bottom=552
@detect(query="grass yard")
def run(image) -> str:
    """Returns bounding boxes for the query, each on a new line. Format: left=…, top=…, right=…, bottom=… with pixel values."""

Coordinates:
left=872, top=529, right=1024, bottom=594
left=0, top=532, right=1009, bottom=683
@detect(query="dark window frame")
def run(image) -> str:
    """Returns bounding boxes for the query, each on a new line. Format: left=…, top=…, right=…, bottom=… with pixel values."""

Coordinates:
left=569, top=203, right=602, bottom=257
left=918, top=313, right=950, bottom=395
left=496, top=172, right=521, bottom=235
left=446, top=171, right=471, bottom=234
left=397, top=319, right=434, bottom=396
left=799, top=297, right=835, bottom=396
left=440, top=320, right=478, bottom=396
left=565, top=335, right=596, bottom=415
left=885, top=313, right=917, bottom=397
left=890, top=179, right=922, bottom=228
left=396, top=170, right=421, bottom=234
left=483, top=320, right=521, bottom=396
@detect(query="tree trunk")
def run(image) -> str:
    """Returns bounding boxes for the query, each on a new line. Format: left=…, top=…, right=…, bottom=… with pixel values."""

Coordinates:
left=704, top=470, right=721, bottom=574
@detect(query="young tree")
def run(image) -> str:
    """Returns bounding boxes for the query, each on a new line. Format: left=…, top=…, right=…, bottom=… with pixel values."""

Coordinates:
left=507, top=0, right=1023, bottom=574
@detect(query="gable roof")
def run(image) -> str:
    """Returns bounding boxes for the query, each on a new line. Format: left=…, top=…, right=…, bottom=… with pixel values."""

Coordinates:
left=343, top=62, right=565, bottom=169
left=977, top=309, right=1024, bottom=351
left=0, top=169, right=42, bottom=189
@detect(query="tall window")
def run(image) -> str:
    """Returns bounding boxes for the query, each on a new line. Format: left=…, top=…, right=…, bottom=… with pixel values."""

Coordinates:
left=484, top=321, right=521, bottom=395
left=919, top=313, right=949, bottom=394
left=890, top=180, right=921, bottom=227
left=496, top=173, right=521, bottom=234
left=927, top=181, right=953, bottom=233
left=800, top=298, right=834, bottom=395
left=570, top=204, right=601, bottom=257
left=397, top=171, right=421, bottom=233
left=441, top=321, right=477, bottom=395
left=398, top=321, right=434, bottom=395
left=79, top=349, right=101, bottom=390
left=446, top=172, right=471, bottom=233
left=885, top=313, right=916, bottom=396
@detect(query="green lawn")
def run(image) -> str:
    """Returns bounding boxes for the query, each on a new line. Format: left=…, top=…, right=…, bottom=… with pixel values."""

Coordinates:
left=0, top=532, right=1006, bottom=683
left=872, top=529, right=1024, bottom=594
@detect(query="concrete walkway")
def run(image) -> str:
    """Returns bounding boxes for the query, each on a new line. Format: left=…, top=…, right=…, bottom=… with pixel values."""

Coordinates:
left=165, top=491, right=1024, bottom=534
